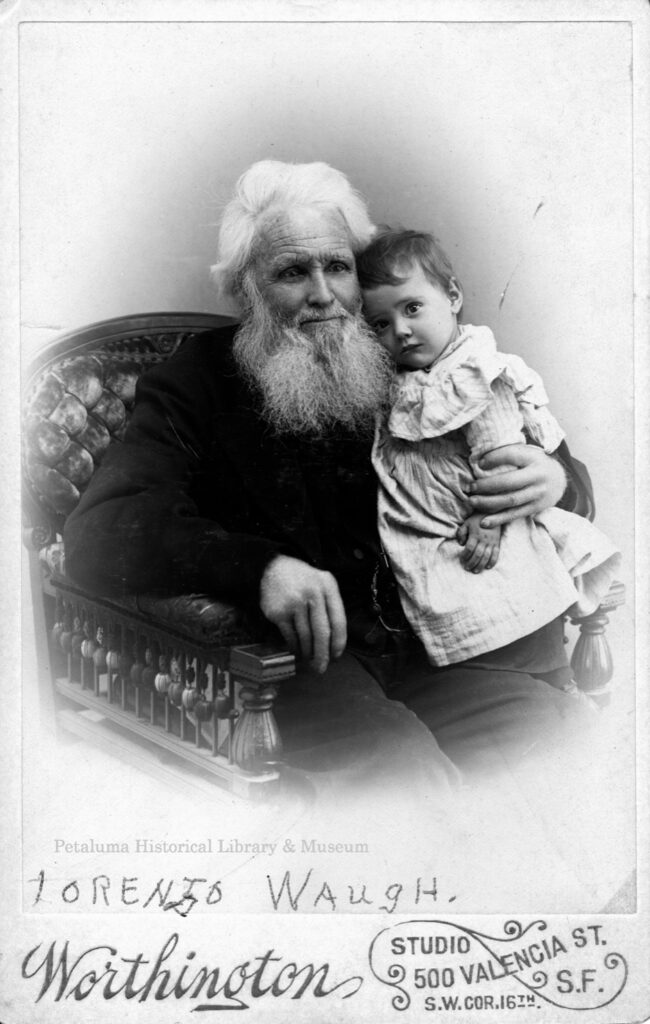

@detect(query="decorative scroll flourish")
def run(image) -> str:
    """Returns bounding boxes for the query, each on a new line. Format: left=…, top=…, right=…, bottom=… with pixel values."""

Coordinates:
left=385, top=964, right=408, bottom=1011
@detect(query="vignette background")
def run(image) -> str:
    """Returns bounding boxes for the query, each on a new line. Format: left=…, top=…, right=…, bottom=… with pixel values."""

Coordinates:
left=13, top=5, right=642, bottom=919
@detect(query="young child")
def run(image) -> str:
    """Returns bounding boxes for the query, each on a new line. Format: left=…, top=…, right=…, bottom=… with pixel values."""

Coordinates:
left=357, top=229, right=620, bottom=667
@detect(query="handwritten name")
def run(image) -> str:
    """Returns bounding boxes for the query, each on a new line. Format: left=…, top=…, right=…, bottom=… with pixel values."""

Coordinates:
left=28, top=868, right=449, bottom=915
left=266, top=870, right=446, bottom=913
left=28, top=870, right=223, bottom=916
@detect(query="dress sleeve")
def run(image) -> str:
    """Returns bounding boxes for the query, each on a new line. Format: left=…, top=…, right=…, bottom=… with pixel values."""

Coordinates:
left=63, top=346, right=282, bottom=603
left=461, top=382, right=595, bottom=519
left=462, top=378, right=527, bottom=471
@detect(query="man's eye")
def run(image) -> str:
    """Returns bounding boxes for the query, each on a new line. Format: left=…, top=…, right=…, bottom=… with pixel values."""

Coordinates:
left=278, top=266, right=304, bottom=280
left=405, top=302, right=422, bottom=315
left=327, top=261, right=351, bottom=273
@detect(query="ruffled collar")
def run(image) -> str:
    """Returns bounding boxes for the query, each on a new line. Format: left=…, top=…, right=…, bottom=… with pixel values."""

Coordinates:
left=396, top=324, right=497, bottom=381
left=384, top=324, right=552, bottom=443
left=385, top=325, right=503, bottom=440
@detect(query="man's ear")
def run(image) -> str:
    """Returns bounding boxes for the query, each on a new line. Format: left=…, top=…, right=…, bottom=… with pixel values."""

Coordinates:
left=448, top=277, right=463, bottom=314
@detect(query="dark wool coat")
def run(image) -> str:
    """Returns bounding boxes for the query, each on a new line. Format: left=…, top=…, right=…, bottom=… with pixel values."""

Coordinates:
left=65, top=326, right=382, bottom=613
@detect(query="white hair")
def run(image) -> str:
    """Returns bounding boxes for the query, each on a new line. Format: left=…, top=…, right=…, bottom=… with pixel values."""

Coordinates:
left=211, top=160, right=376, bottom=315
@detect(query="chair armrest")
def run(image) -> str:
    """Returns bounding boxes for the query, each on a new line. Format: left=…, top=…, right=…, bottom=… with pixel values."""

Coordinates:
left=42, top=572, right=295, bottom=797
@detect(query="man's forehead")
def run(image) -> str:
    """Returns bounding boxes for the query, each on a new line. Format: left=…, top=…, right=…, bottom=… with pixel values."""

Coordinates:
left=256, top=206, right=354, bottom=261
left=266, top=244, right=353, bottom=269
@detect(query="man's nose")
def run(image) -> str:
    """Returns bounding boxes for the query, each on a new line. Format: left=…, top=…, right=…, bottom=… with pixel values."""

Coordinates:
left=307, top=269, right=334, bottom=305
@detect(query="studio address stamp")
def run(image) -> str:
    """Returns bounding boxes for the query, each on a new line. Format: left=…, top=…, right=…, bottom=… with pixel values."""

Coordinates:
left=369, top=918, right=628, bottom=1014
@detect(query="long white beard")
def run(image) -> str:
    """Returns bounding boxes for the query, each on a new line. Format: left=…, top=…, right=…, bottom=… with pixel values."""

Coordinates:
left=233, top=293, right=392, bottom=437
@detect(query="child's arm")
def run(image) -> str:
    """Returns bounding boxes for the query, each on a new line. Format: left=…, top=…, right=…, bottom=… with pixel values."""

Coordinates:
left=458, top=380, right=528, bottom=571
left=465, top=358, right=573, bottom=526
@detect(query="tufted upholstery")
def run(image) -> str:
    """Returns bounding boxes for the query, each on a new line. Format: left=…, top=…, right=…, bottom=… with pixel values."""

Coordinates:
left=24, top=353, right=135, bottom=517
left=23, top=314, right=232, bottom=527
left=22, top=313, right=254, bottom=646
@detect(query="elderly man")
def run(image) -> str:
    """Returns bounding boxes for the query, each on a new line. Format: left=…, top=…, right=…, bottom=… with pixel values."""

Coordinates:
left=64, top=160, right=594, bottom=787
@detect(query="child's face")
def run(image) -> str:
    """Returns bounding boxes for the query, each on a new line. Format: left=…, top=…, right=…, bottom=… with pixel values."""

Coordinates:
left=362, top=264, right=463, bottom=370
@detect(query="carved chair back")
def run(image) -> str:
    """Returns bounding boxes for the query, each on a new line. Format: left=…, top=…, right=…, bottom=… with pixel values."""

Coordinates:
left=23, top=313, right=231, bottom=543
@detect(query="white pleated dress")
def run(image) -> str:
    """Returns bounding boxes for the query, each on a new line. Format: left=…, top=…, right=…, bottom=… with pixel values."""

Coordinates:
left=372, top=325, right=621, bottom=666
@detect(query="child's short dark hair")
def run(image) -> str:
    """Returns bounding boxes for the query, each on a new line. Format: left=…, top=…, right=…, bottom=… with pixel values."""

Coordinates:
left=356, top=228, right=457, bottom=292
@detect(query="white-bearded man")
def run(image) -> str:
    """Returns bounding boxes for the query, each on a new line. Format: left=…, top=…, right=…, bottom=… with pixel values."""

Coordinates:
left=64, top=160, right=597, bottom=797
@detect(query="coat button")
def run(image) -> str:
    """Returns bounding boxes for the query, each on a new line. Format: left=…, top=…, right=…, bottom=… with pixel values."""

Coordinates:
left=353, top=548, right=364, bottom=560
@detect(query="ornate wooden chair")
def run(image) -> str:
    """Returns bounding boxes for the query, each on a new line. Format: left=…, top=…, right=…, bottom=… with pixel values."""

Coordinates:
left=22, top=313, right=298, bottom=800
left=22, top=313, right=624, bottom=799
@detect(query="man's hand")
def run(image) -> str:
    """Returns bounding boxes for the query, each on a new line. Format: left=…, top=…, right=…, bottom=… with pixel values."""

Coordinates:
left=259, top=555, right=347, bottom=674
left=457, top=513, right=501, bottom=572
left=466, top=444, right=566, bottom=528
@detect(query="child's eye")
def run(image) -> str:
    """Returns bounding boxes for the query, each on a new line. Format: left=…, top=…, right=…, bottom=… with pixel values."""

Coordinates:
left=372, top=320, right=389, bottom=333
left=405, top=301, right=422, bottom=315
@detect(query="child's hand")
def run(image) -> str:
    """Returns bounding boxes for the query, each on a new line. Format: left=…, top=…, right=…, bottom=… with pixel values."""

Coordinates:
left=457, top=514, right=501, bottom=573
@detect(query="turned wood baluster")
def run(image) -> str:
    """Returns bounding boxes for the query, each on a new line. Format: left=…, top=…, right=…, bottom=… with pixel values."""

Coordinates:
left=117, top=627, right=133, bottom=710
left=69, top=611, right=84, bottom=683
left=141, top=641, right=156, bottom=722
left=177, top=652, right=187, bottom=741
left=178, top=662, right=196, bottom=744
left=570, top=581, right=625, bottom=707
left=192, top=666, right=217, bottom=749
left=80, top=616, right=96, bottom=689
left=155, top=653, right=172, bottom=732
left=105, top=626, right=120, bottom=705
left=229, top=646, right=296, bottom=775
left=60, top=603, right=80, bottom=682
left=58, top=601, right=73, bottom=677
left=189, top=663, right=211, bottom=749
left=167, top=652, right=185, bottom=737
left=213, top=653, right=232, bottom=758
left=50, top=593, right=65, bottom=645
left=130, top=637, right=145, bottom=718
left=93, top=625, right=107, bottom=696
